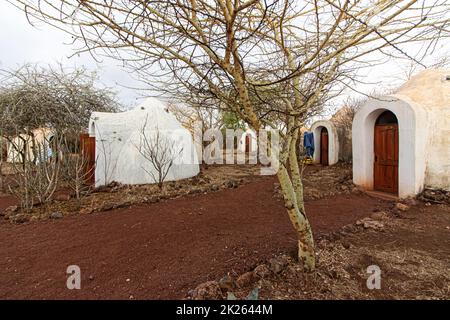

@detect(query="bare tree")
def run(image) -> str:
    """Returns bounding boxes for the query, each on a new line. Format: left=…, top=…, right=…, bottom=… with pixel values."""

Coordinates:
left=13, top=0, right=449, bottom=270
left=135, top=117, right=183, bottom=190
left=0, top=64, right=120, bottom=209
left=7, top=132, right=62, bottom=210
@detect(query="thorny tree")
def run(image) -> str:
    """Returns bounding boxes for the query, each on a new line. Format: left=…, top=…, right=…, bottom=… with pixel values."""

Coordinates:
left=0, top=64, right=119, bottom=209
left=13, top=0, right=450, bottom=270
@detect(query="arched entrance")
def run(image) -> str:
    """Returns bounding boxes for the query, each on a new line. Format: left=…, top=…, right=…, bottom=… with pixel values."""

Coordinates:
left=310, top=120, right=339, bottom=166
left=373, top=111, right=398, bottom=194
left=245, top=135, right=251, bottom=153
left=320, top=127, right=329, bottom=165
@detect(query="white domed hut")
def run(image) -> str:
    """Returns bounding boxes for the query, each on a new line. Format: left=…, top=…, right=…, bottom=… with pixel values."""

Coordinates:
left=309, top=120, right=339, bottom=166
left=352, top=69, right=450, bottom=198
left=89, top=98, right=199, bottom=187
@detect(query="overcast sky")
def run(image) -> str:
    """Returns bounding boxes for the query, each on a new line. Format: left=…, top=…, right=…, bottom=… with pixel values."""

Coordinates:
left=0, top=1, right=448, bottom=114
left=0, top=2, right=143, bottom=109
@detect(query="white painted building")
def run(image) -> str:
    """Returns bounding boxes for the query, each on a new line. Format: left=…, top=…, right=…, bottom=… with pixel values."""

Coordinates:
left=238, top=128, right=257, bottom=153
left=89, top=98, right=200, bottom=187
left=7, top=127, right=54, bottom=163
left=310, top=120, right=339, bottom=166
left=352, top=69, right=450, bottom=198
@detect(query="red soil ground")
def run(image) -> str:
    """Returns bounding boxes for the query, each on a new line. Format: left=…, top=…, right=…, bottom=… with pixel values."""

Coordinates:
left=0, top=176, right=391, bottom=299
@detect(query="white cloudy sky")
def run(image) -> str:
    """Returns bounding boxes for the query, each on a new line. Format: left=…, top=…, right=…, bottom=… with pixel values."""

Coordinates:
left=0, top=2, right=143, bottom=108
left=0, top=1, right=448, bottom=114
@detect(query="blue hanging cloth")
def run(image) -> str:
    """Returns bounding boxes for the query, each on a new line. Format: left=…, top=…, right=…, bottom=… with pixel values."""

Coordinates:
left=303, top=131, right=315, bottom=157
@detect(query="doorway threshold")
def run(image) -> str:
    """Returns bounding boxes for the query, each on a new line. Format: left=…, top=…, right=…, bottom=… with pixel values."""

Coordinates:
left=365, top=190, right=399, bottom=201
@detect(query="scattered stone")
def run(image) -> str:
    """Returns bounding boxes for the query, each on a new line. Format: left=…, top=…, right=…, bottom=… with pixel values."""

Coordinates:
left=218, top=275, right=235, bottom=291
left=89, top=275, right=95, bottom=281
left=79, top=207, right=94, bottom=215
left=191, top=281, right=222, bottom=300
left=395, top=203, right=410, bottom=212
left=50, top=212, right=63, bottom=219
left=100, top=203, right=115, bottom=211
left=364, top=220, right=384, bottom=230
left=356, top=218, right=384, bottom=230
left=253, top=264, right=271, bottom=279
left=236, top=272, right=256, bottom=288
left=115, top=201, right=132, bottom=209
left=370, top=211, right=387, bottom=221
left=268, top=256, right=289, bottom=274
left=425, top=202, right=431, bottom=206
left=147, top=196, right=160, bottom=203
left=341, top=240, right=352, bottom=249
left=225, top=180, right=238, bottom=189
left=210, top=184, right=220, bottom=192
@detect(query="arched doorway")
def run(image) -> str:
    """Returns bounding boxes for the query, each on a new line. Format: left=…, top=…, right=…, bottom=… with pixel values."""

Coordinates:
left=245, top=135, right=251, bottom=153
left=310, top=120, right=339, bottom=166
left=320, top=127, right=329, bottom=165
left=373, top=110, right=398, bottom=194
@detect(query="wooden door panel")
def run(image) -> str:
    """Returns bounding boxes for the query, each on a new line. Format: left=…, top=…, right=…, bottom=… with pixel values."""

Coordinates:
left=374, top=124, right=398, bottom=194
left=320, top=129, right=329, bottom=166
left=80, top=133, right=96, bottom=185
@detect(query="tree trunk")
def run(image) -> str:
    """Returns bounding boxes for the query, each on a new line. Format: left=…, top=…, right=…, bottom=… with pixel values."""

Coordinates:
left=277, top=165, right=315, bottom=271
left=275, top=127, right=315, bottom=271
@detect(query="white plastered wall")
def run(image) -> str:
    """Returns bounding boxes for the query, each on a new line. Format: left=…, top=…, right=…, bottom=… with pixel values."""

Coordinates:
left=89, top=98, right=200, bottom=187
left=310, top=120, right=339, bottom=165
left=238, top=129, right=257, bottom=153
left=352, top=95, right=428, bottom=198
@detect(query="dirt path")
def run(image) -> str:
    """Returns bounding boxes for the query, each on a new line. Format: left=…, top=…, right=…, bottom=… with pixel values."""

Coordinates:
left=0, top=176, right=391, bottom=299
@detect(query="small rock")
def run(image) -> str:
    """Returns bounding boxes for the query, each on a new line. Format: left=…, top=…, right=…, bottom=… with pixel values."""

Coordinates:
left=363, top=219, right=384, bottom=231
left=50, top=212, right=63, bottom=219
left=268, top=256, right=289, bottom=274
left=224, top=180, right=238, bottom=189
left=425, top=202, right=431, bottom=206
left=370, top=211, right=387, bottom=221
left=210, top=184, right=220, bottom=192
left=395, top=203, right=410, bottom=212
left=100, top=203, right=115, bottom=211
left=218, top=275, right=235, bottom=291
left=236, top=272, right=256, bottom=288
left=253, top=264, right=271, bottom=279
left=191, top=281, right=222, bottom=300
left=89, top=275, right=95, bottom=280
left=79, top=207, right=94, bottom=215
left=341, top=240, right=351, bottom=249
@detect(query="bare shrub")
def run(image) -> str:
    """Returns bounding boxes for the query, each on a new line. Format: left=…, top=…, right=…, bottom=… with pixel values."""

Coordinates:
left=135, top=118, right=183, bottom=189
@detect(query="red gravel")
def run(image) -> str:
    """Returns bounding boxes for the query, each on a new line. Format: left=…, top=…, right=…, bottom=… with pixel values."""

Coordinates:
left=0, top=176, right=390, bottom=299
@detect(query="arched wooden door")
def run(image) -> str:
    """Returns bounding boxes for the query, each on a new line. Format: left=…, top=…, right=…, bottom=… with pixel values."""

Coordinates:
left=320, top=127, right=329, bottom=165
left=245, top=135, right=251, bottom=153
left=373, top=111, right=398, bottom=194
